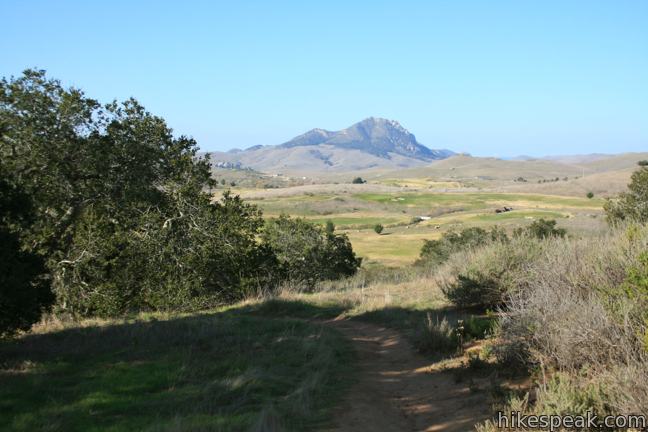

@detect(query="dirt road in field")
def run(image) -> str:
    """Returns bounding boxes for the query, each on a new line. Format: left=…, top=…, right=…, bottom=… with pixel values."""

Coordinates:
left=324, top=319, right=492, bottom=432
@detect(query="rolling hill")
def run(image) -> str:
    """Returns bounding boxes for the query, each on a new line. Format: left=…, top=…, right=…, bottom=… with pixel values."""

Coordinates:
left=367, top=152, right=648, bottom=197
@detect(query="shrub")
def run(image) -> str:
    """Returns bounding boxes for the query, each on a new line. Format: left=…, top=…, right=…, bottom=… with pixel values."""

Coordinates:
left=351, top=177, right=366, bottom=184
left=416, top=226, right=508, bottom=267
left=480, top=373, right=613, bottom=431
left=325, top=220, right=335, bottom=234
left=415, top=313, right=459, bottom=354
left=463, top=316, right=496, bottom=340
left=515, top=218, right=566, bottom=239
left=496, top=229, right=648, bottom=367
left=638, top=160, right=648, bottom=166
left=373, top=224, right=384, bottom=234
left=604, top=166, right=648, bottom=224
left=438, top=236, right=541, bottom=309
left=58, top=192, right=282, bottom=315
left=490, top=225, right=648, bottom=417
left=262, top=215, right=361, bottom=289
left=587, top=191, right=594, bottom=199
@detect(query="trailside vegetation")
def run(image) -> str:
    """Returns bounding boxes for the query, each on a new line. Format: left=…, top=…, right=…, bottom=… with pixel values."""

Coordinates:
left=604, top=165, right=648, bottom=224
left=0, top=70, right=359, bottom=324
left=0, top=176, right=53, bottom=336
left=262, top=215, right=361, bottom=289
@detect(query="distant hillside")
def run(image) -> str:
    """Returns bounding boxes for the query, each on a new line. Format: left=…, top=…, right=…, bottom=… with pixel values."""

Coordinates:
left=377, top=153, right=648, bottom=179
left=208, top=118, right=454, bottom=174
left=382, top=155, right=584, bottom=181
left=371, top=153, right=648, bottom=197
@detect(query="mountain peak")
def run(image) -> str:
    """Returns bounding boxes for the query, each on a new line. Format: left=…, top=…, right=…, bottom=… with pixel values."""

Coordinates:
left=275, top=117, right=454, bottom=161
left=210, top=118, right=454, bottom=173
left=290, top=117, right=451, bottom=161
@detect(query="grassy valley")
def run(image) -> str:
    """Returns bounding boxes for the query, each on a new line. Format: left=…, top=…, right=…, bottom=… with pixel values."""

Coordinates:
left=3, top=69, right=648, bottom=432
left=237, top=184, right=606, bottom=266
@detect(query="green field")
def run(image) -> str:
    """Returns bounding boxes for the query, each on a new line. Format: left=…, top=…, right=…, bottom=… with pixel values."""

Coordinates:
left=244, top=188, right=605, bottom=265
left=353, top=192, right=603, bottom=209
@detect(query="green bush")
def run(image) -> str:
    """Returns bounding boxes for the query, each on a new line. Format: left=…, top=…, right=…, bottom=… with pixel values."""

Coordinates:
left=417, top=226, right=508, bottom=267
left=325, top=219, right=335, bottom=234
left=373, top=223, right=384, bottom=234
left=351, top=177, right=366, bottom=184
left=536, top=373, right=611, bottom=417
left=479, top=373, right=612, bottom=432
left=439, top=236, right=541, bottom=309
left=463, top=316, right=496, bottom=339
left=587, top=191, right=594, bottom=199
left=604, top=166, right=648, bottom=224
left=515, top=218, right=566, bottom=239
left=262, top=215, right=361, bottom=289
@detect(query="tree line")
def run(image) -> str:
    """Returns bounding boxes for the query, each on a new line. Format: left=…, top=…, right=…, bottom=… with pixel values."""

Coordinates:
left=0, top=70, right=360, bottom=336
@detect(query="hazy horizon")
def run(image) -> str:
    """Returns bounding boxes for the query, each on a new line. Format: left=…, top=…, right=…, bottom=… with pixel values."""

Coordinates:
left=2, top=1, right=647, bottom=157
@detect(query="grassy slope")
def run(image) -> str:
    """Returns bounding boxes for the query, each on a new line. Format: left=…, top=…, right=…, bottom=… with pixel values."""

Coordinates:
left=0, top=308, right=353, bottom=432
left=261, top=268, right=495, bottom=358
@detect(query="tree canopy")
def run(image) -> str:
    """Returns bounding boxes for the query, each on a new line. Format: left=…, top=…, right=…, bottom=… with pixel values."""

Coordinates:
left=0, top=69, right=361, bottom=325
left=604, top=166, right=648, bottom=224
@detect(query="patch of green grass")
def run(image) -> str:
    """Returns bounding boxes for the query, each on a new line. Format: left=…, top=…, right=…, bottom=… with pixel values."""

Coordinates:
left=304, top=216, right=404, bottom=228
left=468, top=210, right=567, bottom=222
left=0, top=308, right=354, bottom=432
left=243, top=298, right=347, bottom=320
left=353, top=192, right=602, bottom=209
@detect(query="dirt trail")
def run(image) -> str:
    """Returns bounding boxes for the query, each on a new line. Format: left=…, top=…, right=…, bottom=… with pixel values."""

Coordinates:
left=324, top=319, right=492, bottom=432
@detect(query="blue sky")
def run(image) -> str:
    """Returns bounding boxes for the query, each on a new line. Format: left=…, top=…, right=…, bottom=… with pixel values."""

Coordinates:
left=2, top=0, right=647, bottom=157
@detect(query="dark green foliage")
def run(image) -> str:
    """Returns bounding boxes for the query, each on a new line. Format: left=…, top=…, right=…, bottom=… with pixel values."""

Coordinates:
left=444, top=274, right=504, bottom=308
left=417, top=226, right=508, bottom=267
left=620, top=250, right=648, bottom=323
left=325, top=219, right=335, bottom=234
left=604, top=166, right=648, bottom=224
left=515, top=218, right=566, bottom=239
left=638, top=160, right=648, bottom=166
left=262, top=215, right=361, bottom=289
left=0, top=177, right=53, bottom=336
left=373, top=223, right=384, bottom=234
left=351, top=177, right=366, bottom=184
left=587, top=191, right=594, bottom=199
left=58, top=192, right=281, bottom=316
left=463, top=316, right=496, bottom=339
left=0, top=69, right=281, bottom=317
